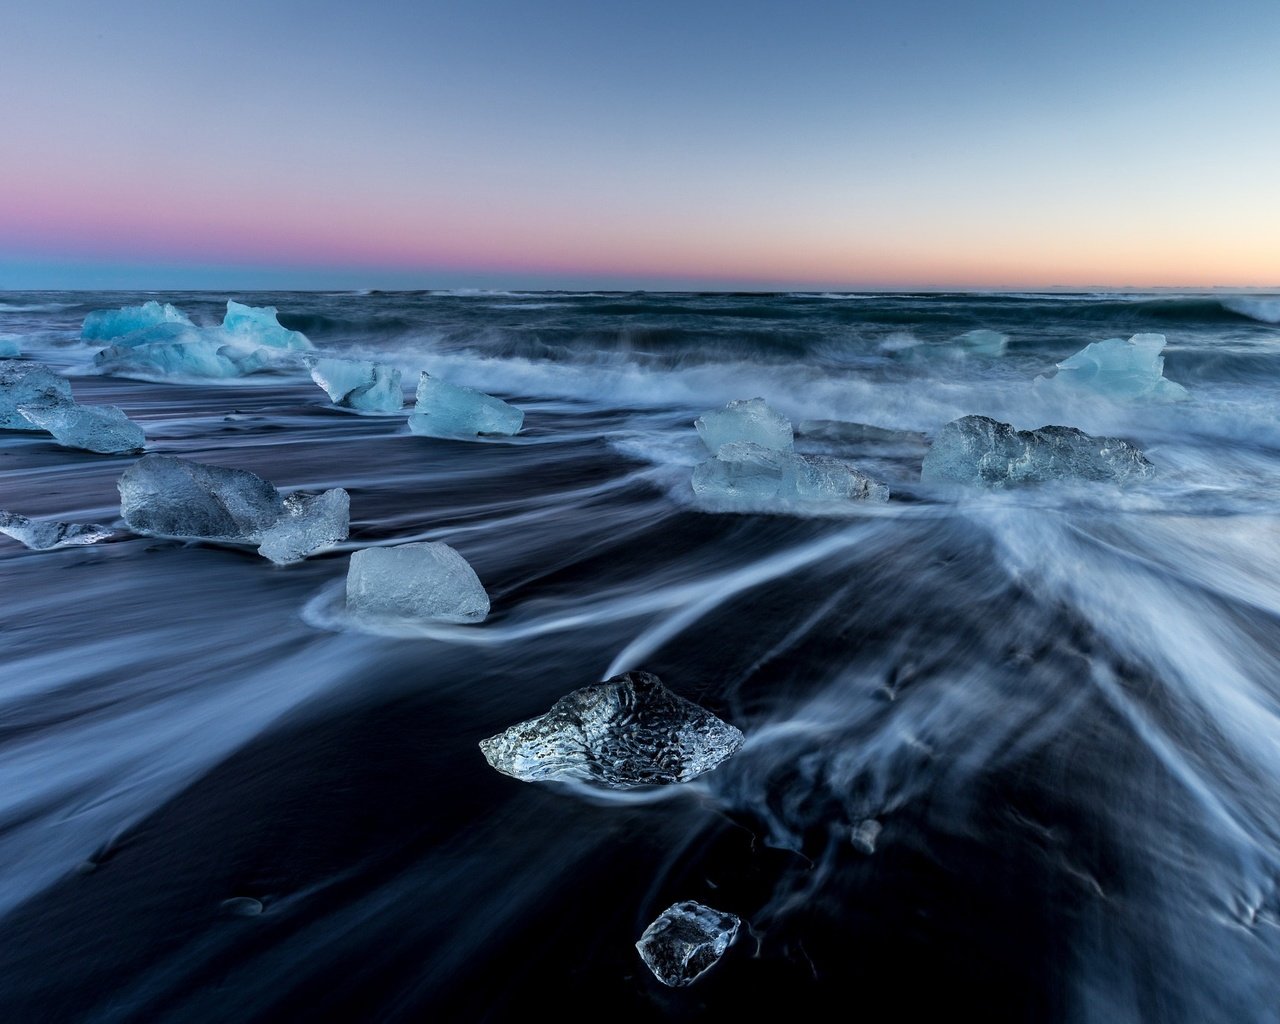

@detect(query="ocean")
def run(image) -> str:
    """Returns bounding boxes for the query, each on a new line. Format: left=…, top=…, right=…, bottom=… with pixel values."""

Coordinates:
left=1, top=290, right=1279, bottom=1021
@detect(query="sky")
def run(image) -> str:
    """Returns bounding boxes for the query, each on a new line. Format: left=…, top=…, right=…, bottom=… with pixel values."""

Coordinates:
left=2, top=0, right=1278, bottom=291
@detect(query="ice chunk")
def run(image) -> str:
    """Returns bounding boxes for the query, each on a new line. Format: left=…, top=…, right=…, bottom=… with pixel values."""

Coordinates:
left=636, top=902, right=740, bottom=988
left=479, top=671, right=744, bottom=788
left=695, top=397, right=793, bottom=454
left=953, top=328, right=1008, bottom=357
left=118, top=454, right=347, bottom=562
left=0, top=510, right=113, bottom=550
left=306, top=356, right=404, bottom=413
left=783, top=452, right=890, bottom=501
left=0, top=334, right=21, bottom=358
left=0, top=362, right=73, bottom=430
left=408, top=373, right=523, bottom=438
left=18, top=399, right=145, bottom=454
left=1035, top=333, right=1188, bottom=401
left=921, top=415, right=1155, bottom=487
left=221, top=301, right=312, bottom=351
left=81, top=301, right=193, bottom=342
left=346, top=542, right=489, bottom=623
left=94, top=336, right=251, bottom=379
left=850, top=819, right=882, bottom=854
left=692, top=441, right=888, bottom=506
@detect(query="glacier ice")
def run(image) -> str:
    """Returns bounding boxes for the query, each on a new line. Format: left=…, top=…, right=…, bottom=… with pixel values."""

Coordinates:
left=0, top=510, right=113, bottom=550
left=306, top=356, right=404, bottom=413
left=81, top=301, right=193, bottom=342
left=19, top=400, right=145, bottom=454
left=636, top=901, right=740, bottom=988
left=850, top=819, right=883, bottom=854
left=345, top=542, right=489, bottom=623
left=94, top=338, right=246, bottom=379
left=408, top=373, right=523, bottom=438
left=784, top=451, right=890, bottom=501
left=921, top=415, right=1156, bottom=487
left=118, top=454, right=348, bottom=562
left=695, top=397, right=793, bottom=455
left=479, top=670, right=744, bottom=789
left=1034, top=333, right=1189, bottom=401
left=1, top=363, right=73, bottom=430
left=692, top=441, right=889, bottom=506
left=953, top=328, right=1008, bottom=357
left=0, top=334, right=21, bottom=358
left=221, top=300, right=312, bottom=351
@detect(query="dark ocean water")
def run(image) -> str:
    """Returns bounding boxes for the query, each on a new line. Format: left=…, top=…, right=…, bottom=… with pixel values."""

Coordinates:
left=1, top=290, right=1280, bottom=1022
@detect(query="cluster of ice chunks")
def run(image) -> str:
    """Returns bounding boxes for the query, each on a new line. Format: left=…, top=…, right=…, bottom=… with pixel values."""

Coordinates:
left=305, top=356, right=404, bottom=414
left=636, top=901, right=741, bottom=987
left=479, top=670, right=744, bottom=789
left=1034, top=333, right=1189, bottom=401
left=1, top=362, right=144, bottom=453
left=921, top=415, right=1156, bottom=487
left=0, top=334, right=21, bottom=358
left=0, top=511, right=113, bottom=550
left=118, top=454, right=348, bottom=564
left=408, top=372, right=523, bottom=439
left=345, top=541, right=489, bottom=623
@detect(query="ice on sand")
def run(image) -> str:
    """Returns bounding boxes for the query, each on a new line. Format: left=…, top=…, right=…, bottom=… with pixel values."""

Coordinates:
left=636, top=901, right=740, bottom=988
left=306, top=356, right=404, bottom=413
left=695, top=397, right=793, bottom=455
left=0, top=363, right=73, bottom=430
left=18, top=400, right=145, bottom=454
left=345, top=542, right=489, bottom=623
left=479, top=671, right=744, bottom=789
left=408, top=373, right=523, bottom=438
left=81, top=301, right=193, bottom=341
left=118, top=454, right=348, bottom=563
left=1034, top=333, right=1189, bottom=401
left=0, top=335, right=21, bottom=358
left=0, top=511, right=112, bottom=550
left=921, top=415, right=1155, bottom=487
left=692, top=441, right=889, bottom=506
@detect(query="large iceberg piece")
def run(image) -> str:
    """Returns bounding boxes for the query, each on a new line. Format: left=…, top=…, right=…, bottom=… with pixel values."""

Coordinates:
left=306, top=356, right=404, bottom=413
left=345, top=541, right=489, bottom=623
left=81, top=301, right=194, bottom=342
left=1, top=363, right=73, bottom=430
left=1035, top=333, right=1188, bottom=401
left=94, top=335, right=250, bottom=379
left=19, top=400, right=145, bottom=454
left=118, top=454, right=348, bottom=563
left=0, top=334, right=21, bottom=358
left=0, top=511, right=113, bottom=550
left=221, top=301, right=312, bottom=351
left=692, top=442, right=889, bottom=506
left=636, top=901, right=740, bottom=988
left=408, top=373, right=523, bottom=438
left=695, top=397, right=793, bottom=455
left=921, top=415, right=1155, bottom=487
left=479, top=671, right=744, bottom=789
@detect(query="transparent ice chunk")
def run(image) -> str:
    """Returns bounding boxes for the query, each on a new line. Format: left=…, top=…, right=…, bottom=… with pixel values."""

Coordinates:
left=850, top=819, right=882, bottom=854
left=306, top=356, right=404, bottom=413
left=1034, top=333, right=1189, bottom=401
left=0, top=334, right=21, bottom=358
left=221, top=301, right=313, bottom=351
left=1, top=363, right=73, bottom=430
left=18, top=399, right=145, bottom=454
left=408, top=372, right=523, bottom=438
left=256, top=489, right=351, bottom=565
left=636, top=901, right=740, bottom=987
left=695, top=397, right=793, bottom=455
left=81, top=301, right=193, bottom=342
left=479, top=670, right=744, bottom=788
left=346, top=541, right=489, bottom=623
left=953, top=328, right=1008, bottom=356
left=692, top=442, right=888, bottom=506
left=783, top=452, right=890, bottom=501
left=94, top=337, right=247, bottom=379
left=0, top=510, right=113, bottom=550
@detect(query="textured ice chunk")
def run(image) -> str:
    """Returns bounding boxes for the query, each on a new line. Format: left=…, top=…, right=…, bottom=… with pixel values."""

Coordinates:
left=346, top=542, right=489, bottom=623
left=692, top=441, right=888, bottom=506
left=921, top=415, right=1155, bottom=487
left=408, top=373, right=523, bottom=438
left=479, top=671, right=744, bottom=789
left=306, top=356, right=404, bottom=413
left=81, top=301, right=193, bottom=342
left=636, top=902, right=740, bottom=987
left=695, top=397, right=793, bottom=454
left=783, top=452, right=890, bottom=501
left=95, top=337, right=248, bottom=379
left=221, top=301, right=312, bottom=351
left=0, top=511, right=113, bottom=550
left=850, top=819, right=883, bottom=854
left=0, top=334, right=21, bottom=358
left=953, top=328, right=1008, bottom=356
left=0, top=363, right=73, bottom=430
left=18, top=399, right=145, bottom=454
left=256, top=489, right=351, bottom=565
left=1035, top=333, right=1189, bottom=401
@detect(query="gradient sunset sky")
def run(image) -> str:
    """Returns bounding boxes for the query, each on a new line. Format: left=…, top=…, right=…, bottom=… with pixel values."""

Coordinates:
left=3, top=0, right=1278, bottom=290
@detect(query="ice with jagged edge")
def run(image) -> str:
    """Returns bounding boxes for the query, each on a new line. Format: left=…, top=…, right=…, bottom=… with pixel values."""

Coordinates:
left=921, top=415, right=1156, bottom=487
left=118, top=454, right=348, bottom=563
left=81, top=301, right=194, bottom=341
left=19, top=399, right=145, bottom=454
left=693, top=441, right=889, bottom=507
left=695, top=397, right=793, bottom=455
left=0, top=334, right=21, bottom=358
left=346, top=542, right=489, bottom=623
left=1034, top=333, right=1189, bottom=401
left=479, top=671, right=744, bottom=789
left=0, top=511, right=113, bottom=551
left=1, top=363, right=73, bottom=430
left=408, top=372, right=523, bottom=438
left=636, top=901, right=741, bottom=987
left=306, top=356, right=404, bottom=413
left=221, top=300, right=312, bottom=351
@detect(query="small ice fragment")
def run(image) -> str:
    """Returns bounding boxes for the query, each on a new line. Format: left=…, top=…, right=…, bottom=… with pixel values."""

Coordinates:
left=18, top=399, right=145, bottom=454
left=921, top=415, right=1155, bottom=487
left=953, top=329, right=1008, bottom=357
left=0, top=362, right=73, bottom=430
left=636, top=901, right=740, bottom=987
left=1034, top=333, right=1189, bottom=401
left=408, top=372, right=523, bottom=438
left=81, top=301, right=193, bottom=342
left=346, top=541, right=489, bottom=623
left=306, top=356, right=404, bottom=413
left=221, top=301, right=313, bottom=351
left=479, top=671, right=744, bottom=789
left=256, top=489, right=351, bottom=565
left=695, top=397, right=793, bottom=455
left=0, top=334, right=21, bottom=358
left=0, top=510, right=113, bottom=550
left=850, top=819, right=882, bottom=854
left=783, top=452, right=889, bottom=502
left=692, top=442, right=888, bottom=506
left=220, top=897, right=264, bottom=917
